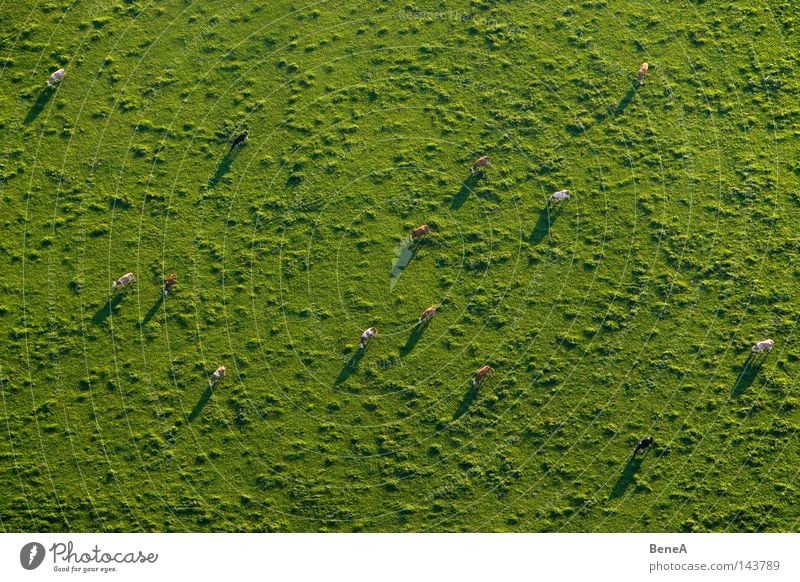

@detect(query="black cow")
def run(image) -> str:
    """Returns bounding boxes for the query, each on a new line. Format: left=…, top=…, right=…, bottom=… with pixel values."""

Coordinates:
left=633, top=436, right=654, bottom=456
left=230, top=130, right=249, bottom=151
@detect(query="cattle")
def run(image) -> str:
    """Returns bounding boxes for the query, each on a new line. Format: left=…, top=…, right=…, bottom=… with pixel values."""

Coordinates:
left=230, top=130, right=249, bottom=151
left=209, top=365, right=226, bottom=387
left=633, top=436, right=654, bottom=455
left=549, top=189, right=570, bottom=203
left=359, top=327, right=377, bottom=349
left=418, top=305, right=437, bottom=325
left=46, top=68, right=65, bottom=87
left=637, top=62, right=649, bottom=85
left=163, top=273, right=177, bottom=296
left=472, top=364, right=494, bottom=386
left=751, top=339, right=774, bottom=354
left=411, top=224, right=430, bottom=240
left=111, top=272, right=135, bottom=290
left=471, top=155, right=490, bottom=175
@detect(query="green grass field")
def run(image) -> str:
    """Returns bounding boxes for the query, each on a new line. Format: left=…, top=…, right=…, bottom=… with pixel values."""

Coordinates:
left=2, top=0, right=800, bottom=532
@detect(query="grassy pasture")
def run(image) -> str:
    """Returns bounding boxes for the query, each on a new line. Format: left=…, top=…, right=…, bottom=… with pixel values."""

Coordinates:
left=1, top=0, right=800, bottom=531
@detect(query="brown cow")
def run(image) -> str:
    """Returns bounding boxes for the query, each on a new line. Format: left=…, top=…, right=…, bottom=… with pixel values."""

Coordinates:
left=163, top=273, right=177, bottom=296
left=472, top=365, right=494, bottom=386
left=411, top=224, right=430, bottom=239
left=418, top=305, right=437, bottom=325
left=637, top=62, right=649, bottom=85
left=471, top=155, right=490, bottom=175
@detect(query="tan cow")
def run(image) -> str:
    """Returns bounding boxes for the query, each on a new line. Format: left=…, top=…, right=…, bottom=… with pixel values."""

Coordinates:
left=163, top=273, right=177, bottom=296
left=472, top=364, right=494, bottom=386
left=637, top=62, right=649, bottom=85
left=418, top=305, right=437, bottom=325
left=471, top=155, right=490, bottom=175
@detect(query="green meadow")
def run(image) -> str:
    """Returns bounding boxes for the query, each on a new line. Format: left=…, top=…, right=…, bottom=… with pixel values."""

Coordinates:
left=1, top=0, right=799, bottom=532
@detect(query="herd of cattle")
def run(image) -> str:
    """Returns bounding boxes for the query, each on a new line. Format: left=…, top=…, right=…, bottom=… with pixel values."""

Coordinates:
left=47, top=62, right=775, bottom=454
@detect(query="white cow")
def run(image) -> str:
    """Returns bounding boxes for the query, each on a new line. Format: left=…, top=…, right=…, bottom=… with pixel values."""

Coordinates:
left=549, top=189, right=570, bottom=203
left=209, top=366, right=226, bottom=387
left=111, top=272, right=135, bottom=290
left=47, top=68, right=65, bottom=87
left=751, top=339, right=774, bottom=354
left=359, top=327, right=377, bottom=349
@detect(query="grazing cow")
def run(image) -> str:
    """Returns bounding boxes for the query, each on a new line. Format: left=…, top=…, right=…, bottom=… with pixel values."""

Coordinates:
left=418, top=305, right=437, bottom=325
left=471, top=155, right=490, bottom=175
left=111, top=272, right=135, bottom=290
left=751, top=339, right=774, bottom=354
left=359, top=327, right=377, bottom=349
left=46, top=68, right=65, bottom=87
left=472, top=364, right=494, bottom=386
left=163, top=273, right=177, bottom=296
left=230, top=130, right=248, bottom=151
left=411, top=224, right=430, bottom=240
left=209, top=365, right=226, bottom=387
left=633, top=436, right=654, bottom=455
left=637, top=62, right=649, bottom=85
left=549, top=189, right=570, bottom=203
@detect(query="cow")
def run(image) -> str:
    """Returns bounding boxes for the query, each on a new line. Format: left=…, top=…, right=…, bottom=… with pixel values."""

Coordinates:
left=633, top=436, right=654, bottom=455
left=549, top=189, right=570, bottom=204
left=411, top=224, right=430, bottom=240
left=472, top=364, right=494, bottom=386
left=751, top=339, right=774, bottom=354
left=163, top=273, right=177, bottom=296
left=418, top=305, right=437, bottom=325
left=471, top=155, right=490, bottom=175
left=46, top=68, right=65, bottom=88
left=359, top=327, right=377, bottom=349
left=637, top=62, right=649, bottom=85
left=209, top=365, right=226, bottom=387
left=230, top=130, right=248, bottom=151
left=111, top=272, right=135, bottom=290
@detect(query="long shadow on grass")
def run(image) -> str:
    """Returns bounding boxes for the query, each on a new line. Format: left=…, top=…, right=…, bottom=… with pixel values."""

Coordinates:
left=609, top=456, right=643, bottom=499
left=451, top=173, right=480, bottom=209
left=188, top=385, right=215, bottom=422
left=453, top=383, right=480, bottom=420
left=613, top=82, right=639, bottom=117
left=91, top=293, right=125, bottom=324
left=24, top=89, right=54, bottom=124
left=208, top=149, right=239, bottom=187
left=139, top=294, right=164, bottom=328
left=334, top=349, right=366, bottom=385
left=732, top=354, right=764, bottom=396
left=399, top=324, right=427, bottom=356
left=530, top=204, right=564, bottom=244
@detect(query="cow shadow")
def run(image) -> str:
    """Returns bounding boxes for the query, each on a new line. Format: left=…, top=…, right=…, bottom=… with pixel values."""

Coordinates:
left=399, top=324, right=426, bottom=356
left=453, top=383, right=480, bottom=420
left=732, top=353, right=764, bottom=396
left=609, top=455, right=643, bottom=499
left=139, top=294, right=164, bottom=328
left=334, top=349, right=366, bottom=385
left=24, top=88, right=54, bottom=124
left=188, top=384, right=216, bottom=422
left=91, top=293, right=125, bottom=324
left=451, top=173, right=480, bottom=209
left=530, top=203, right=565, bottom=244
left=613, top=82, right=639, bottom=117
left=208, top=149, right=240, bottom=187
